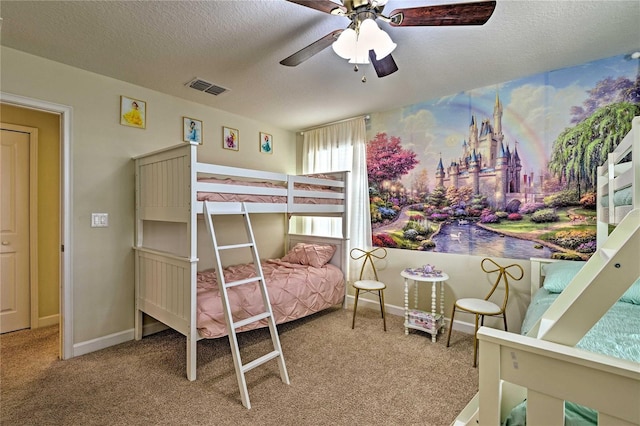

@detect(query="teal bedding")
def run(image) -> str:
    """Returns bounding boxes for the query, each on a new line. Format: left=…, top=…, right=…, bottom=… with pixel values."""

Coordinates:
left=522, top=289, right=640, bottom=362
left=600, top=186, right=633, bottom=207
left=503, top=289, right=640, bottom=425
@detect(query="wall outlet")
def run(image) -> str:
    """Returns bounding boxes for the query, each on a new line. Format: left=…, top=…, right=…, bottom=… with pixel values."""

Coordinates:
left=91, top=213, right=109, bottom=228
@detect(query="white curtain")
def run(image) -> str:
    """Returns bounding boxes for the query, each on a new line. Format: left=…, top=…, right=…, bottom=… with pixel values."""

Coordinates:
left=301, top=118, right=372, bottom=274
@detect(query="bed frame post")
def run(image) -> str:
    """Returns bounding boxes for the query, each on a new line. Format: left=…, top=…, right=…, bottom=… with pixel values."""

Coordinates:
left=186, top=261, right=198, bottom=381
left=187, top=143, right=198, bottom=380
left=477, top=338, right=501, bottom=425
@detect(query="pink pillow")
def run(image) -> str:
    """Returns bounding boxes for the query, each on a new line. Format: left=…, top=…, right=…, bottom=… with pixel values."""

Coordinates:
left=281, top=243, right=336, bottom=267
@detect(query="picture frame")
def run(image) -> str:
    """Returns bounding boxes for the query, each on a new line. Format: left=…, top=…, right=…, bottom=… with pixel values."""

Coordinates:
left=183, top=117, right=203, bottom=144
left=223, top=126, right=239, bottom=151
left=259, top=132, right=273, bottom=154
left=120, top=95, right=146, bottom=129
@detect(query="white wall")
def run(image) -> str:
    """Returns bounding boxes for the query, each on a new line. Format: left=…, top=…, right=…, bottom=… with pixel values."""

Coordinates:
left=371, top=250, right=531, bottom=333
left=1, top=47, right=296, bottom=344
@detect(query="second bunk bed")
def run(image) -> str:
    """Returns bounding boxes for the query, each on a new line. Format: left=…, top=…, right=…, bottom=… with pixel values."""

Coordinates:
left=133, top=142, right=350, bottom=381
left=453, top=115, right=640, bottom=425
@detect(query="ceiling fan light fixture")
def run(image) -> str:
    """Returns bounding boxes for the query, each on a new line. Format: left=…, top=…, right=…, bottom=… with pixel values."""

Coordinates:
left=373, top=28, right=397, bottom=60
left=333, top=18, right=394, bottom=65
left=358, top=18, right=380, bottom=46
left=348, top=39, right=371, bottom=64
left=332, top=28, right=357, bottom=59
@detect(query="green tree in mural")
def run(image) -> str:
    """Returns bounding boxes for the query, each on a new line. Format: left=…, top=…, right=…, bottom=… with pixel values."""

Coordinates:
left=366, top=132, right=418, bottom=186
left=427, top=185, right=448, bottom=208
left=549, top=102, right=640, bottom=196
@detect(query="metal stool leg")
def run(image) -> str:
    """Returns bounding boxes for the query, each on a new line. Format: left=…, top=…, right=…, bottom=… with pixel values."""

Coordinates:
left=351, top=288, right=360, bottom=329
left=379, top=289, right=386, bottom=332
left=473, top=314, right=480, bottom=368
left=446, top=306, right=456, bottom=347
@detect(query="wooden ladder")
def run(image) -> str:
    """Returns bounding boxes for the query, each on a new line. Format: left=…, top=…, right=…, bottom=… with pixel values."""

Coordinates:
left=203, top=201, right=290, bottom=409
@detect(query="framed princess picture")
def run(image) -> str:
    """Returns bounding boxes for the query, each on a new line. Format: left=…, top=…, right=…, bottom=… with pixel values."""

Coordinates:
left=223, top=126, right=239, bottom=151
left=120, top=95, right=146, bottom=129
left=183, top=117, right=203, bottom=144
left=259, top=132, right=273, bottom=154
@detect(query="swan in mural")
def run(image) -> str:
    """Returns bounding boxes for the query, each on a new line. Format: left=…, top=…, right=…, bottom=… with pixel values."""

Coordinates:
left=450, top=232, right=462, bottom=242
left=458, top=219, right=469, bottom=225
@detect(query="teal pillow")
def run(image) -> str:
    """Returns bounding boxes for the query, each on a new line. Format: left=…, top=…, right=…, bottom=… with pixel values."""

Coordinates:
left=620, top=277, right=640, bottom=305
left=543, top=260, right=640, bottom=304
left=542, top=261, right=586, bottom=293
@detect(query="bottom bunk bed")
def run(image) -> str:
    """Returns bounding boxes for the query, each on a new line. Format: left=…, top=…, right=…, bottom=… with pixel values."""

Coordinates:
left=453, top=214, right=640, bottom=425
left=196, top=241, right=345, bottom=339
left=134, top=234, right=346, bottom=380
left=500, top=258, right=640, bottom=425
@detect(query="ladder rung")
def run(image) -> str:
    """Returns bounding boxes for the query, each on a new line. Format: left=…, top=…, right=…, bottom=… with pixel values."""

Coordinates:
left=234, top=312, right=271, bottom=329
left=224, top=276, right=261, bottom=288
left=218, top=242, right=254, bottom=251
left=242, top=350, right=281, bottom=373
left=599, top=247, right=617, bottom=260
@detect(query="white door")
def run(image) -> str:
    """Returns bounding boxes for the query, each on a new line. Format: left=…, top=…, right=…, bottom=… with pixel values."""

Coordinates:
left=1, top=128, right=31, bottom=333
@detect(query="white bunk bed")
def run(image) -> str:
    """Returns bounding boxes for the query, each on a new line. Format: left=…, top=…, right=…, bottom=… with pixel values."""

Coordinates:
left=132, top=142, right=349, bottom=381
left=453, top=116, right=640, bottom=426
left=597, top=116, right=640, bottom=246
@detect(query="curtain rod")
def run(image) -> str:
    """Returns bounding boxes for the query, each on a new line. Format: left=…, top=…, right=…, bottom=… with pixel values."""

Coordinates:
left=300, top=114, right=370, bottom=134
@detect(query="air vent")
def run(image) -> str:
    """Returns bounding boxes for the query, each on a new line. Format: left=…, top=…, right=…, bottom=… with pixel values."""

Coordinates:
left=185, top=77, right=229, bottom=96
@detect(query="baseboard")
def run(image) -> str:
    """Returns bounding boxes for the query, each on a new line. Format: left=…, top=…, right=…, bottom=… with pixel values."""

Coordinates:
left=73, top=329, right=134, bottom=357
left=345, top=295, right=474, bottom=334
left=449, top=319, right=475, bottom=334
left=71, top=300, right=473, bottom=358
left=38, top=314, right=59, bottom=328
left=71, top=321, right=171, bottom=357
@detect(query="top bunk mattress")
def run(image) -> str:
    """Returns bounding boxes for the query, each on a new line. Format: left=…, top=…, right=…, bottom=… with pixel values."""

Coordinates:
left=600, top=185, right=633, bottom=207
left=197, top=177, right=343, bottom=205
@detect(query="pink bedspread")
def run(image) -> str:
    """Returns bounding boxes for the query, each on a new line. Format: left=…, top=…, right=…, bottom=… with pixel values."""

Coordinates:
left=196, top=260, right=344, bottom=338
left=196, top=177, right=342, bottom=204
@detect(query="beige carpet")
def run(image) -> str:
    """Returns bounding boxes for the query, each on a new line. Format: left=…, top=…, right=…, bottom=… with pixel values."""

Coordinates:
left=1, top=307, right=478, bottom=425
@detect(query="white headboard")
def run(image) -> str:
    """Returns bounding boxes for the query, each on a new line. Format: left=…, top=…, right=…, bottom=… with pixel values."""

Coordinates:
left=287, top=234, right=348, bottom=275
left=530, top=257, right=561, bottom=297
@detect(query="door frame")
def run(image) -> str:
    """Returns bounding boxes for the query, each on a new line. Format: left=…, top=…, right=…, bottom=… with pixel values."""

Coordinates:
left=1, top=123, right=39, bottom=330
left=1, top=92, right=73, bottom=360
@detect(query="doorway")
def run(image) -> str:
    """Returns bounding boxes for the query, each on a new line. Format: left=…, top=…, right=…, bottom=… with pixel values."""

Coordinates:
left=0, top=124, right=38, bottom=333
left=0, top=92, right=72, bottom=360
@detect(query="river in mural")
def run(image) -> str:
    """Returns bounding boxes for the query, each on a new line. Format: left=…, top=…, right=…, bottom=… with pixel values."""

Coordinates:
left=431, top=222, right=553, bottom=258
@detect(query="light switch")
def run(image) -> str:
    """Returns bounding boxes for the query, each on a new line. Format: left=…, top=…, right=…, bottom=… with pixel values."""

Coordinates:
left=91, top=213, right=109, bottom=228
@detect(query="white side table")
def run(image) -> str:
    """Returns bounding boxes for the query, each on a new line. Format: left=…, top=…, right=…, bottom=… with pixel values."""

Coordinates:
left=401, top=269, right=448, bottom=342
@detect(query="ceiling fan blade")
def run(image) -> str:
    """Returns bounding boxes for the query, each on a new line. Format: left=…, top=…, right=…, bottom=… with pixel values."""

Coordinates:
left=388, top=1, right=496, bottom=27
left=280, top=29, right=344, bottom=67
left=286, top=0, right=347, bottom=15
left=369, top=51, right=398, bottom=78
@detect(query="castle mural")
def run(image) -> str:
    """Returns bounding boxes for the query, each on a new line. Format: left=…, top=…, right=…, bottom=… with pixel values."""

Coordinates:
left=435, top=93, right=523, bottom=210
left=366, top=54, right=640, bottom=260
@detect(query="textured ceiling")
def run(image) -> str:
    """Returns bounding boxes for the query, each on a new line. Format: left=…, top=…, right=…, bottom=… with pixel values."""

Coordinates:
left=1, top=0, right=639, bottom=131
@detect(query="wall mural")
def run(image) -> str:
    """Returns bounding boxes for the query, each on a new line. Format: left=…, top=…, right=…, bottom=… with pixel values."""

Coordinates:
left=366, top=54, right=640, bottom=260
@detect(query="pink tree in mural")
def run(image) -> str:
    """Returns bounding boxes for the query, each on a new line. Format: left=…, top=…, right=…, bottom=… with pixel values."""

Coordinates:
left=367, top=133, right=419, bottom=248
left=367, top=133, right=418, bottom=184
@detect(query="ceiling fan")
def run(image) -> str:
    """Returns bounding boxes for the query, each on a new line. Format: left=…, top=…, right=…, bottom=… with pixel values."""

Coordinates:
left=280, top=0, right=497, bottom=78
